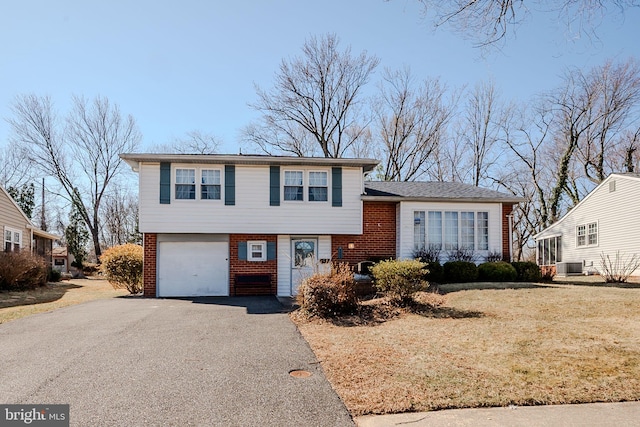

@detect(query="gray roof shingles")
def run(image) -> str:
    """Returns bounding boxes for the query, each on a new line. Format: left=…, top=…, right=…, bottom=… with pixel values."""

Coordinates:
left=363, top=181, right=522, bottom=202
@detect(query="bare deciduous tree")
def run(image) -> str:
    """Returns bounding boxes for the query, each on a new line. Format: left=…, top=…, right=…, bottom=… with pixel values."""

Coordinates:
left=100, top=188, right=140, bottom=247
left=148, top=130, right=221, bottom=154
left=415, top=0, right=640, bottom=48
left=8, top=94, right=141, bottom=260
left=455, top=80, right=505, bottom=186
left=245, top=33, right=380, bottom=158
left=372, top=67, right=456, bottom=181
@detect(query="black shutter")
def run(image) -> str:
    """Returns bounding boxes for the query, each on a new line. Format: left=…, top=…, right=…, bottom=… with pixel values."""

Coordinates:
left=160, top=162, right=171, bottom=204
left=267, top=242, right=276, bottom=260
left=225, top=165, right=235, bottom=206
left=238, top=242, right=247, bottom=260
left=270, top=166, right=280, bottom=206
left=332, top=167, right=342, bottom=207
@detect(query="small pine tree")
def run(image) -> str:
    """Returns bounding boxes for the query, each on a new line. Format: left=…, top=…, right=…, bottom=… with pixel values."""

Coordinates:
left=7, top=183, right=35, bottom=219
left=65, top=203, right=90, bottom=268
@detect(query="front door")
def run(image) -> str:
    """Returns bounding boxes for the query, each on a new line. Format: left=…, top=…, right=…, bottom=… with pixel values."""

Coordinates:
left=291, top=238, right=317, bottom=295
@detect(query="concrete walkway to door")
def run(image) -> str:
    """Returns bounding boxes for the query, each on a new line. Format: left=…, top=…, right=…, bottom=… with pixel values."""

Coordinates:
left=0, top=296, right=353, bottom=426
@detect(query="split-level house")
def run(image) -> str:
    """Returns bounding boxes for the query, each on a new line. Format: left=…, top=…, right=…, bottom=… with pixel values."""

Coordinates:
left=535, top=173, right=640, bottom=277
left=1, top=185, right=58, bottom=263
left=121, top=154, right=522, bottom=297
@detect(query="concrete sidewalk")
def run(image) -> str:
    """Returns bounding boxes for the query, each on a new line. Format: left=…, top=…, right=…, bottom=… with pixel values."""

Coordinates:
left=355, top=402, right=640, bottom=427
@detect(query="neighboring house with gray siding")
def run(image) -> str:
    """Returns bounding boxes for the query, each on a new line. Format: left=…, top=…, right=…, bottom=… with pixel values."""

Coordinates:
left=534, top=173, right=640, bottom=277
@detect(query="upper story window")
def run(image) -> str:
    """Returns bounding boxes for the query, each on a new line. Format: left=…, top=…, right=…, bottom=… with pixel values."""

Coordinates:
left=4, top=227, right=21, bottom=252
left=308, top=171, right=328, bottom=202
left=284, top=171, right=304, bottom=201
left=201, top=169, right=221, bottom=200
left=577, top=222, right=597, bottom=247
left=175, top=169, right=196, bottom=200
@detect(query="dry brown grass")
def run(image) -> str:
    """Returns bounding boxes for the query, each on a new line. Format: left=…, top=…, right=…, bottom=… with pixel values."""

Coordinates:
left=293, top=282, right=640, bottom=415
left=0, top=278, right=128, bottom=324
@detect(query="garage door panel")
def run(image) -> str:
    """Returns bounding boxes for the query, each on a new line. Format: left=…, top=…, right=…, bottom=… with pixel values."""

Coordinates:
left=158, top=241, right=229, bottom=297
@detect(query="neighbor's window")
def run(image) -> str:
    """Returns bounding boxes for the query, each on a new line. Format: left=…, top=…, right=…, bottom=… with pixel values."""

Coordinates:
left=247, top=241, right=267, bottom=262
left=588, top=222, right=598, bottom=245
left=538, top=236, right=562, bottom=266
left=576, top=224, right=586, bottom=246
left=284, top=171, right=304, bottom=201
left=201, top=169, right=221, bottom=200
left=175, top=168, right=196, bottom=200
left=308, top=171, right=328, bottom=201
left=4, top=228, right=21, bottom=252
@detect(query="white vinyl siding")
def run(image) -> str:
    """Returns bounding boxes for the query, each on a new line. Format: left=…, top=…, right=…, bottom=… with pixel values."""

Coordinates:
left=535, top=174, right=640, bottom=275
left=138, top=163, right=364, bottom=235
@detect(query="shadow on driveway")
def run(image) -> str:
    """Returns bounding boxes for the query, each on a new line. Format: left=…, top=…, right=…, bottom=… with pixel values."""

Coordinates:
left=186, top=295, right=293, bottom=314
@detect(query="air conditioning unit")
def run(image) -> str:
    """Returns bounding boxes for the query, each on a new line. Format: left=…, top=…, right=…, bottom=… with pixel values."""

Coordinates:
left=556, top=262, right=583, bottom=276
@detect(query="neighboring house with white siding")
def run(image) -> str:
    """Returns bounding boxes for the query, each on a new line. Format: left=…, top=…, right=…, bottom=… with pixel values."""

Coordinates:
left=1, top=185, right=59, bottom=264
left=121, top=153, right=521, bottom=298
left=534, top=173, right=640, bottom=277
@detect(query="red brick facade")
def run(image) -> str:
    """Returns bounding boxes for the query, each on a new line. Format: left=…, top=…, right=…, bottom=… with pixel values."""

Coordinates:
left=229, top=234, right=278, bottom=295
left=143, top=233, right=157, bottom=297
left=331, top=201, right=397, bottom=267
left=501, top=203, right=514, bottom=261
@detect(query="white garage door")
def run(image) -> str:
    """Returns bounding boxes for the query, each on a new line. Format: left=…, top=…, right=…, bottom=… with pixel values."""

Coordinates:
left=158, top=241, right=229, bottom=297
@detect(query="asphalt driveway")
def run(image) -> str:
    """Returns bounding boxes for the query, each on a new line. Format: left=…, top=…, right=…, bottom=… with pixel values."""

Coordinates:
left=0, top=296, right=354, bottom=426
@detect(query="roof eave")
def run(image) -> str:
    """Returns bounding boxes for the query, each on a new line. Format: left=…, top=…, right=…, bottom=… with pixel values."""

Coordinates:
left=28, top=226, right=60, bottom=240
left=361, top=195, right=524, bottom=203
left=119, top=153, right=379, bottom=173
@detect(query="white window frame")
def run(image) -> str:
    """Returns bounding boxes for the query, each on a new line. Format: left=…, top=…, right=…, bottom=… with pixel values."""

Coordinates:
left=247, top=240, right=267, bottom=262
left=587, top=222, right=598, bottom=246
left=576, top=222, right=597, bottom=247
left=413, top=211, right=490, bottom=253
left=308, top=171, right=328, bottom=202
left=4, top=227, right=22, bottom=252
left=175, top=168, right=196, bottom=200
left=200, top=169, right=222, bottom=201
left=283, top=170, right=304, bottom=201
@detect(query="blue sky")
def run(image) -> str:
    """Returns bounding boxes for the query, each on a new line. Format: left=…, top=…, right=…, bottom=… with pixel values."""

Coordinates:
left=1, top=0, right=639, bottom=155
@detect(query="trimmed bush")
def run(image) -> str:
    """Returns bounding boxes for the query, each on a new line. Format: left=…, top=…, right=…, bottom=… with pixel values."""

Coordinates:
left=0, top=252, right=48, bottom=290
left=47, top=268, right=62, bottom=283
left=297, top=263, right=357, bottom=317
left=443, top=261, right=478, bottom=283
left=100, top=244, right=143, bottom=294
left=511, top=261, right=542, bottom=282
left=478, top=261, right=518, bottom=282
left=422, top=261, right=443, bottom=283
left=370, top=259, right=427, bottom=305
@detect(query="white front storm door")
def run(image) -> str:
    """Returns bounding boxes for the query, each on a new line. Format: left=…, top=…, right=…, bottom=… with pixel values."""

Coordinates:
left=291, top=238, right=317, bottom=296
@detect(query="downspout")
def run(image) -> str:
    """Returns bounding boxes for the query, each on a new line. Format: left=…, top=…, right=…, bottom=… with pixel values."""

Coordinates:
left=507, top=214, right=514, bottom=262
